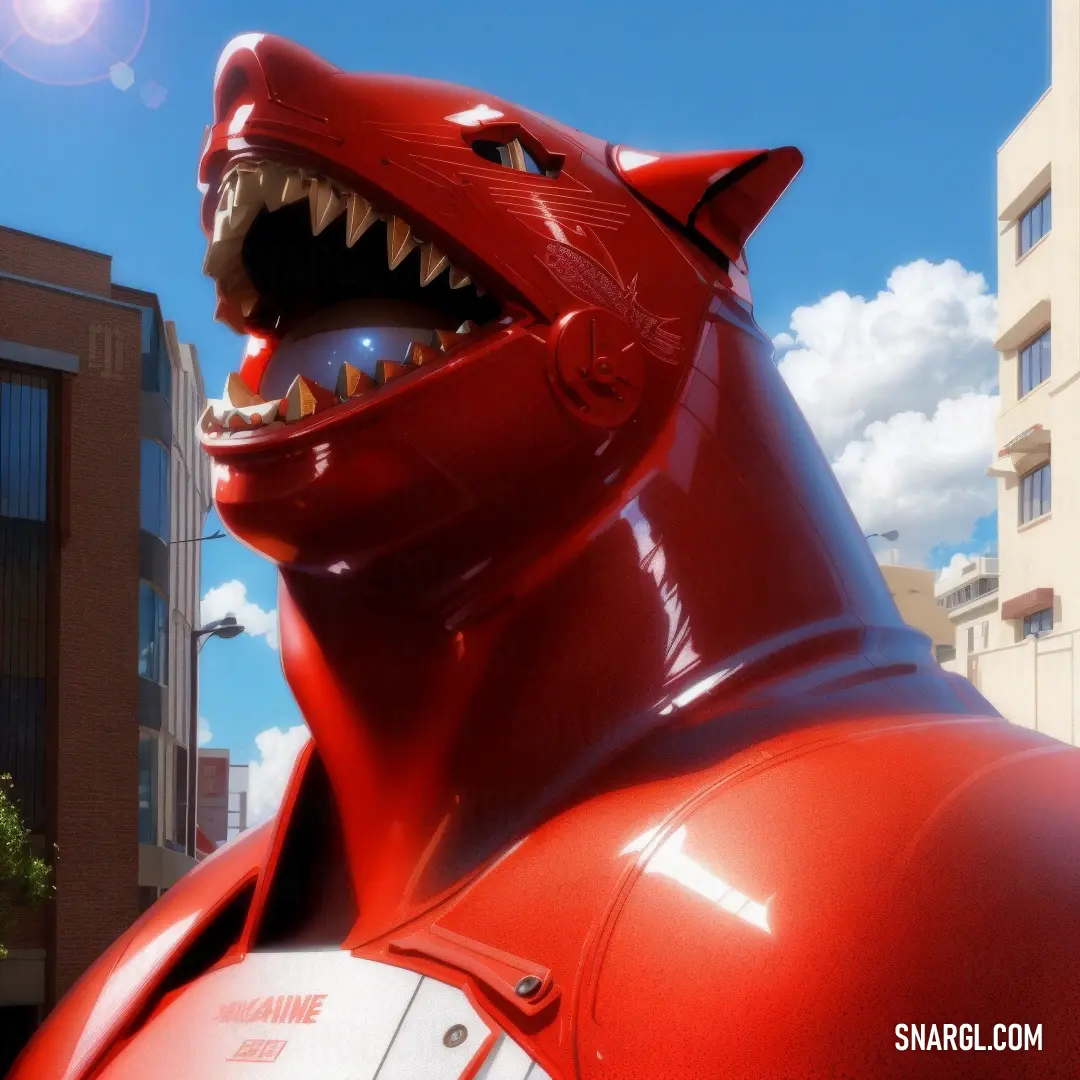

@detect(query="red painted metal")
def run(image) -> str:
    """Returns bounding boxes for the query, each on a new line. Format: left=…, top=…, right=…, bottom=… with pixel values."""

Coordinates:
left=14, top=31, right=1080, bottom=1080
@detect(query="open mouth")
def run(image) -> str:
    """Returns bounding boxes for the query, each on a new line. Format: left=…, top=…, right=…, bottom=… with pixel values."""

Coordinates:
left=200, top=159, right=505, bottom=439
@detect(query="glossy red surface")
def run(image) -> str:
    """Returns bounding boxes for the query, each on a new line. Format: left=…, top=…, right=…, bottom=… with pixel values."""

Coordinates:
left=13, top=32, right=1080, bottom=1080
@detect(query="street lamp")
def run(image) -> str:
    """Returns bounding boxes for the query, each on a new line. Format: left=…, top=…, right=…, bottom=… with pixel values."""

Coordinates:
left=865, top=530, right=899, bottom=542
left=187, top=615, right=245, bottom=858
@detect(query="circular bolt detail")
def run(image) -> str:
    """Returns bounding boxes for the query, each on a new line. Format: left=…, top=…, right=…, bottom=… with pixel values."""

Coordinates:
left=443, top=1024, right=468, bottom=1048
left=515, top=975, right=543, bottom=998
left=547, top=307, right=645, bottom=429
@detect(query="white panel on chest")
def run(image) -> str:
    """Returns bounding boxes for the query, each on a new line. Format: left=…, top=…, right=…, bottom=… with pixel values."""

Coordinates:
left=97, top=949, right=551, bottom=1080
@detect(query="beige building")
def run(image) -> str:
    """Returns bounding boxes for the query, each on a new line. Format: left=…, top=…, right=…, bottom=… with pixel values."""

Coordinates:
left=880, top=564, right=956, bottom=663
left=934, top=557, right=1000, bottom=678
left=949, top=0, right=1079, bottom=744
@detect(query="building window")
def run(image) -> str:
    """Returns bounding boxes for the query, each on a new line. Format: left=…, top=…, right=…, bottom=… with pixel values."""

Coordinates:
left=1018, top=329, right=1051, bottom=397
left=966, top=626, right=974, bottom=652
left=140, top=306, right=172, bottom=402
left=1019, top=462, right=1051, bottom=525
left=175, top=745, right=188, bottom=848
left=138, top=731, right=158, bottom=843
left=140, top=438, right=170, bottom=542
left=1023, top=608, right=1053, bottom=637
left=0, top=367, right=53, bottom=834
left=138, top=581, right=169, bottom=684
left=1018, top=190, right=1051, bottom=257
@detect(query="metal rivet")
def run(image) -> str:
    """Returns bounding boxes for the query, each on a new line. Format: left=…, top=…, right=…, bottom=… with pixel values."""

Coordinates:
left=515, top=975, right=543, bottom=998
left=443, top=1024, right=468, bottom=1048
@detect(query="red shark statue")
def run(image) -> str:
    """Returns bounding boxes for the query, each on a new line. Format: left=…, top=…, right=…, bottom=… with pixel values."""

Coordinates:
left=12, top=33, right=1080, bottom=1080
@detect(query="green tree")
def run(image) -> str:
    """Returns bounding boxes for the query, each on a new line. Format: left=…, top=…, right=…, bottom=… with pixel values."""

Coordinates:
left=0, top=773, right=54, bottom=960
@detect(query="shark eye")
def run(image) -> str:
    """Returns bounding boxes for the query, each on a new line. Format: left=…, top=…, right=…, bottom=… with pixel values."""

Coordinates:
left=472, top=137, right=547, bottom=175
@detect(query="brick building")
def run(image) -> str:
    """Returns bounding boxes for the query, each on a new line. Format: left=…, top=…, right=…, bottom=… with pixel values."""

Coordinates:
left=0, top=225, right=210, bottom=1070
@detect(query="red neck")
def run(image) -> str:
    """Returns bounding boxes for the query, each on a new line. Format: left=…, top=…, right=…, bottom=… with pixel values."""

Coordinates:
left=277, top=314, right=917, bottom=942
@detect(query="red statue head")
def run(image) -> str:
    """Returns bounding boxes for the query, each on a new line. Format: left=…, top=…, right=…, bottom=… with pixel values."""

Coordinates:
left=196, top=33, right=809, bottom=579
left=195, top=34, right=972, bottom=932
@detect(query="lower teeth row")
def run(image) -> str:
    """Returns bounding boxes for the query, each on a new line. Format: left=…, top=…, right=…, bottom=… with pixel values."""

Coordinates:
left=200, top=323, right=476, bottom=436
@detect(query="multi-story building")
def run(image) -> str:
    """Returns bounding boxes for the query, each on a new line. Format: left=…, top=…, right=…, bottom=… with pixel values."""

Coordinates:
left=0, top=224, right=209, bottom=1068
left=196, top=748, right=249, bottom=855
left=934, top=557, right=1001, bottom=678
left=960, top=0, right=1080, bottom=743
left=879, top=564, right=957, bottom=664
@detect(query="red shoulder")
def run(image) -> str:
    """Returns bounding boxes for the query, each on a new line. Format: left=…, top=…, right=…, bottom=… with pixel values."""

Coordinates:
left=576, top=717, right=1080, bottom=1078
left=9, top=821, right=273, bottom=1080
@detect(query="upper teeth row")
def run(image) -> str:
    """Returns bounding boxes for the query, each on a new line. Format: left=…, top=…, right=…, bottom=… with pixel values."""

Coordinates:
left=203, top=160, right=480, bottom=318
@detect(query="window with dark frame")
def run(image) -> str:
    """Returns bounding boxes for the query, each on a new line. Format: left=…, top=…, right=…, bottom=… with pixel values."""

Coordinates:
left=1019, top=462, right=1051, bottom=525
left=1023, top=608, right=1053, bottom=637
left=139, top=306, right=172, bottom=403
left=138, top=581, right=169, bottom=684
left=0, top=363, right=54, bottom=834
left=139, top=437, right=170, bottom=542
left=1018, top=190, right=1051, bottom=257
left=1019, top=328, right=1051, bottom=397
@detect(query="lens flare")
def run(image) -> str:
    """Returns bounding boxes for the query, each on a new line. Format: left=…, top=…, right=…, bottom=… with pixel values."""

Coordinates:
left=1, top=0, right=150, bottom=86
left=13, top=0, right=99, bottom=45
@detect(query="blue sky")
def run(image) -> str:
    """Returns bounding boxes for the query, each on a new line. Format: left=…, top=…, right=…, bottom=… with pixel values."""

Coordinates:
left=0, top=0, right=1049, bottom=779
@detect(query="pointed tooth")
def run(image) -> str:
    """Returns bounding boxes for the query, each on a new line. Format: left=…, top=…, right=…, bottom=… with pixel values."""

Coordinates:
left=233, top=168, right=263, bottom=208
left=199, top=403, right=221, bottom=433
left=280, top=170, right=307, bottom=207
left=240, top=295, right=259, bottom=318
left=336, top=362, right=376, bottom=401
left=284, top=376, right=319, bottom=422
left=211, top=209, right=231, bottom=244
left=309, top=179, right=345, bottom=235
left=404, top=342, right=440, bottom=367
left=283, top=376, right=336, bottom=422
left=258, top=164, right=291, bottom=212
left=386, top=217, right=419, bottom=270
left=375, top=360, right=409, bottom=385
left=213, top=295, right=246, bottom=333
left=419, top=243, right=450, bottom=286
left=448, top=267, right=471, bottom=290
left=474, top=284, right=486, bottom=297
left=346, top=195, right=379, bottom=248
left=215, top=175, right=237, bottom=215
left=223, top=372, right=265, bottom=409
left=203, top=237, right=243, bottom=277
left=227, top=199, right=259, bottom=233
left=435, top=330, right=463, bottom=351
left=456, top=320, right=477, bottom=334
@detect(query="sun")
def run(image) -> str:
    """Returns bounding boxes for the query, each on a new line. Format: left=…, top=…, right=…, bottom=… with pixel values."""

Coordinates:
left=12, top=0, right=102, bottom=45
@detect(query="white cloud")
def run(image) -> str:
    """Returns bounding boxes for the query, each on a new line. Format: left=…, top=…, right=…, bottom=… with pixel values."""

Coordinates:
left=247, top=724, right=311, bottom=823
left=201, top=580, right=279, bottom=650
left=197, top=716, right=213, bottom=747
left=936, top=552, right=979, bottom=589
left=775, top=259, right=999, bottom=566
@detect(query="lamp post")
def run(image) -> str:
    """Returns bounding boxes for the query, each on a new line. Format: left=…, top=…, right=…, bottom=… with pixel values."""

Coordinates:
left=187, top=615, right=244, bottom=858
left=864, top=530, right=899, bottom=542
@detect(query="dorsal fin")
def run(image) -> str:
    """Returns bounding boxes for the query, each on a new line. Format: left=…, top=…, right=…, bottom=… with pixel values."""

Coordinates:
left=611, top=145, right=803, bottom=263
